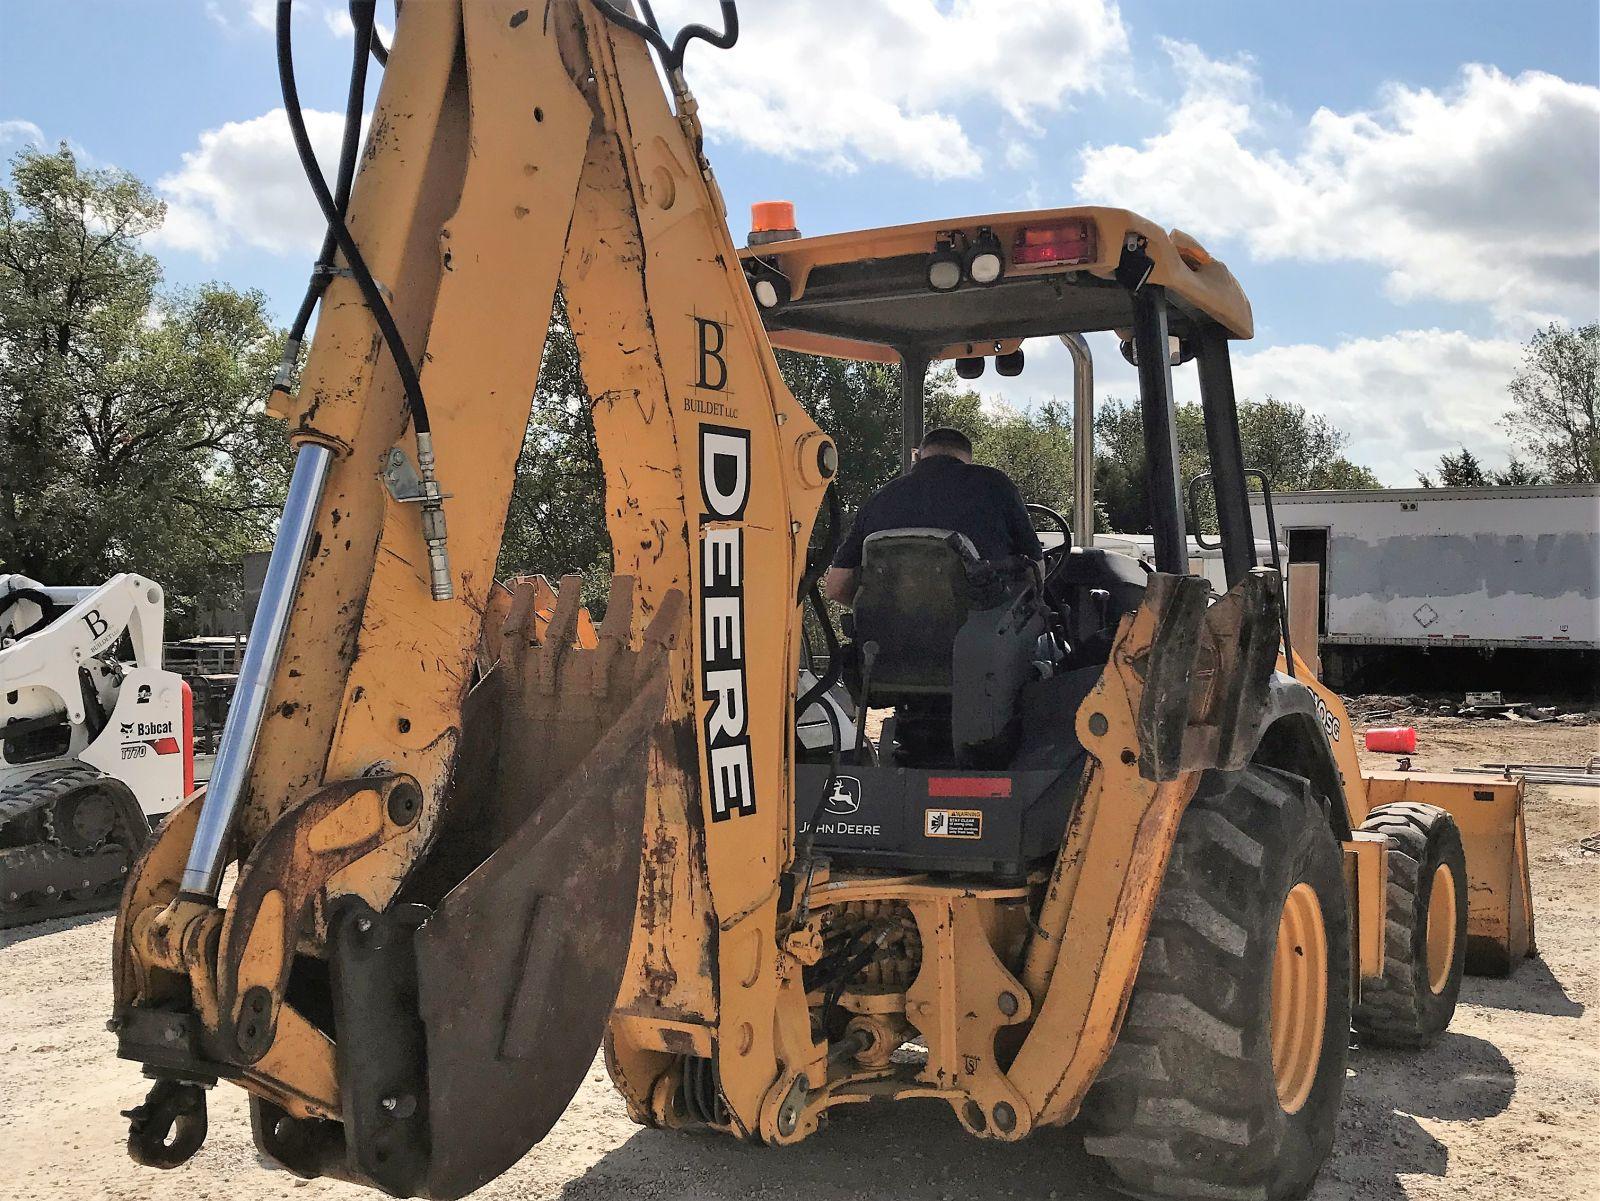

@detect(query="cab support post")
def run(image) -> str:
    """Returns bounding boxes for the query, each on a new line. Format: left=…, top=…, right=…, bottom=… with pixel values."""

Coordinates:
left=899, top=349, right=929, bottom=474
left=1062, top=333, right=1095, bottom=549
left=1131, top=286, right=1188, bottom=573
left=1196, top=323, right=1257, bottom=588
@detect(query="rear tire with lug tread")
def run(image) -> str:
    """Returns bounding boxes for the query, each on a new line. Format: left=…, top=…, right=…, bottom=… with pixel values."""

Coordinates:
left=1081, top=764, right=1350, bottom=1201
left=1351, top=802, right=1467, bottom=1049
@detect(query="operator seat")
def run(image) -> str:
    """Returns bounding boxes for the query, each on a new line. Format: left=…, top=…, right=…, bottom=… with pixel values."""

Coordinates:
left=848, top=528, right=1050, bottom=766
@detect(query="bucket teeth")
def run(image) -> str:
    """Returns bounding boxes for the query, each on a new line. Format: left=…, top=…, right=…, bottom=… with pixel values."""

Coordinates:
left=496, top=574, right=685, bottom=799
left=415, top=575, right=686, bottom=903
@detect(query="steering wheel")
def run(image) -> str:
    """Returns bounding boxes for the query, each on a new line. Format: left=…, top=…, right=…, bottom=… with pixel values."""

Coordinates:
left=1026, top=503, right=1073, bottom=582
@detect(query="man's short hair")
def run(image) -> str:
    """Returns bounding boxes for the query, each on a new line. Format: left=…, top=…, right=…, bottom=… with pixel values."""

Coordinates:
left=919, top=427, right=973, bottom=457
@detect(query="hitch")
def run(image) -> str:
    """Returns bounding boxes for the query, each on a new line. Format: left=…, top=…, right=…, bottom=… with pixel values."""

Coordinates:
left=124, top=1079, right=209, bottom=1169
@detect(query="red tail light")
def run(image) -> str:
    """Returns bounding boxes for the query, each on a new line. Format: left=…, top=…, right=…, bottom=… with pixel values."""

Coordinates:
left=1012, top=219, right=1096, bottom=266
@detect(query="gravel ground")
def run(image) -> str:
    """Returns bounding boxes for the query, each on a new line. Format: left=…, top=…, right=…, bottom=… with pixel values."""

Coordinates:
left=3, top=717, right=1596, bottom=1201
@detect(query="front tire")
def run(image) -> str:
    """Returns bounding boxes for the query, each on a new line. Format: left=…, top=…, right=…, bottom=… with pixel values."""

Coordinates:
left=1351, top=802, right=1467, bottom=1048
left=1082, top=765, right=1350, bottom=1201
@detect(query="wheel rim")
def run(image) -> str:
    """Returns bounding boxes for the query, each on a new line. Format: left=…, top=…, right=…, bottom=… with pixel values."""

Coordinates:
left=1426, top=863, right=1458, bottom=995
left=1270, top=881, right=1328, bottom=1115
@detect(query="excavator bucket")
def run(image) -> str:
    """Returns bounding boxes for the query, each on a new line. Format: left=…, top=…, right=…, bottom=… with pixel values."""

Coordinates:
left=477, top=575, right=598, bottom=678
left=1364, top=770, right=1536, bottom=976
left=255, top=577, right=684, bottom=1199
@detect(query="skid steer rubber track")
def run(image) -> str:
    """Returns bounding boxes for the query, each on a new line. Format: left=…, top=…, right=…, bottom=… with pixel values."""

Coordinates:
left=0, top=763, right=149, bottom=930
left=1351, top=802, right=1468, bottom=1048
left=1081, top=765, right=1350, bottom=1201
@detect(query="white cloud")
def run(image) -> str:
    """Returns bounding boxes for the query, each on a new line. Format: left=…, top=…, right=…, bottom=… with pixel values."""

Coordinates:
left=1224, top=330, right=1524, bottom=484
left=978, top=329, right=1524, bottom=486
left=1076, top=43, right=1600, bottom=327
left=649, top=0, right=1129, bottom=178
left=0, top=119, right=46, bottom=149
left=205, top=0, right=278, bottom=33
left=151, top=108, right=354, bottom=260
left=324, top=6, right=355, bottom=37
left=207, top=1, right=381, bottom=40
left=320, top=6, right=392, bottom=44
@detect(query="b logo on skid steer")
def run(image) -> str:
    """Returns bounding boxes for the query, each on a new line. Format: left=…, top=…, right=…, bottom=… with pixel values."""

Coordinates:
left=699, top=424, right=755, bottom=822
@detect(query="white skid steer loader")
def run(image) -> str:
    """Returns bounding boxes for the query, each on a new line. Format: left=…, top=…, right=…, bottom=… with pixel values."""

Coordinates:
left=1, top=574, right=191, bottom=928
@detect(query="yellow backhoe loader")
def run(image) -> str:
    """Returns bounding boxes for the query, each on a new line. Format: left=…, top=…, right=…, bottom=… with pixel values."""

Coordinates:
left=107, top=4, right=1534, bottom=1200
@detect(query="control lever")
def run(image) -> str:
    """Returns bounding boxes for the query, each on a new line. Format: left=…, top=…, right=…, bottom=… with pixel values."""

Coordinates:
left=1088, top=588, right=1110, bottom=636
left=853, top=640, right=879, bottom=763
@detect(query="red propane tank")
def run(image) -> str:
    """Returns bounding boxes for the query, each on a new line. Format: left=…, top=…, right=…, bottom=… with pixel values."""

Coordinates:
left=1364, top=726, right=1417, bottom=753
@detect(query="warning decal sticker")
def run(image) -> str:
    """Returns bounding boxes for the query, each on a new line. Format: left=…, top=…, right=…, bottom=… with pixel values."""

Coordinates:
left=924, top=808, right=983, bottom=839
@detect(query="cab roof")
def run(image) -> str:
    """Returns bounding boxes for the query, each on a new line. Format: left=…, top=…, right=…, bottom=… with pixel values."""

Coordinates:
left=740, top=205, right=1253, bottom=364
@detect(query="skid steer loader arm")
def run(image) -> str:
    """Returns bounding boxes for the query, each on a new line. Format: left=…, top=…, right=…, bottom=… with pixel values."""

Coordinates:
left=111, top=3, right=830, bottom=1195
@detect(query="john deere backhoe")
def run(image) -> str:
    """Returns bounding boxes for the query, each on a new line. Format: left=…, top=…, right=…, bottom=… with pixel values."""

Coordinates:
left=107, top=4, right=1533, bottom=1200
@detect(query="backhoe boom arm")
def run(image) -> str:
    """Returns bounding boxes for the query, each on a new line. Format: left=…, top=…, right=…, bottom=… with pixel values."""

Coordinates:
left=111, top=4, right=832, bottom=1193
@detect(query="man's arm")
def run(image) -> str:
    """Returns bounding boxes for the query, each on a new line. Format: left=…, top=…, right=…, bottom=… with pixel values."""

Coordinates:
left=823, top=566, right=858, bottom=604
left=998, top=476, right=1045, bottom=576
left=826, top=503, right=870, bottom=605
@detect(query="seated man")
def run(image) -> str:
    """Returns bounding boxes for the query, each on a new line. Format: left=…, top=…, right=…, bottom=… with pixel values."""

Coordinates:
left=825, top=427, right=1046, bottom=764
left=824, top=426, right=1043, bottom=605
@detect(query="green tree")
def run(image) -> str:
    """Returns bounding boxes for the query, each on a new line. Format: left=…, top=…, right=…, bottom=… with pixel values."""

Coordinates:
left=1490, top=457, right=1545, bottom=486
left=1417, top=446, right=1489, bottom=488
left=775, top=351, right=902, bottom=515
left=497, top=292, right=613, bottom=612
left=1501, top=322, right=1598, bottom=483
left=1094, top=395, right=1377, bottom=534
left=1235, top=397, right=1381, bottom=491
left=0, top=145, right=290, bottom=626
left=777, top=351, right=991, bottom=515
left=972, top=398, right=1074, bottom=518
left=1417, top=446, right=1545, bottom=487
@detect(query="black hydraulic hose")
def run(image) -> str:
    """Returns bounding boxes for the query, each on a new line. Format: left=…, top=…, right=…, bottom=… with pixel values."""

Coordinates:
left=796, top=483, right=841, bottom=613
left=368, top=0, right=401, bottom=65
left=791, top=485, right=848, bottom=871
left=592, top=0, right=738, bottom=75
left=821, top=925, right=889, bottom=1029
left=795, top=582, right=842, bottom=718
left=794, top=486, right=843, bottom=719
left=277, top=0, right=432, bottom=433
left=283, top=0, right=372, bottom=354
left=793, top=584, right=843, bottom=870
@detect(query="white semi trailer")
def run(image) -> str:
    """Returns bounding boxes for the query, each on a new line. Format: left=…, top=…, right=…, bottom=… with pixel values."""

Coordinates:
left=1249, top=484, right=1600, bottom=689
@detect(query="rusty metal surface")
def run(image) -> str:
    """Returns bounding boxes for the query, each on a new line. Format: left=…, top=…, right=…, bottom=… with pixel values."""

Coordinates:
left=113, top=790, right=205, bottom=1010
left=1184, top=567, right=1283, bottom=771
left=1128, top=573, right=1211, bottom=780
left=211, top=773, right=421, bottom=1069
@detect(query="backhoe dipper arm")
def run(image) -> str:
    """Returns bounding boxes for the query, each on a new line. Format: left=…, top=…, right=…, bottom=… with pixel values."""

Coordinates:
left=111, top=3, right=833, bottom=1194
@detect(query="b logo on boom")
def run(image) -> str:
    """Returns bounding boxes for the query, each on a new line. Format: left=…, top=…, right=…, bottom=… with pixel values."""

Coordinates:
left=699, top=424, right=755, bottom=821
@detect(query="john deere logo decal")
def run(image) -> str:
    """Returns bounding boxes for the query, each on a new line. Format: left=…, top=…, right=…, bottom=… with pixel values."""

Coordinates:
left=823, top=776, right=862, bottom=816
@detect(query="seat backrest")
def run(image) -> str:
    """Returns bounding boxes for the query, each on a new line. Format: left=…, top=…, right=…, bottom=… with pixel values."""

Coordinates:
left=852, top=529, right=981, bottom=698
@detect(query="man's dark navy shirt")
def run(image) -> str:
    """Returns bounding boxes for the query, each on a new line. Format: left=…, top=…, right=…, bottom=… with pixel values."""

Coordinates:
left=833, top=454, right=1044, bottom=569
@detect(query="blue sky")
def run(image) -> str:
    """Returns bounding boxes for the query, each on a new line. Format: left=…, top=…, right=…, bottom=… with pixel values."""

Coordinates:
left=4, top=1, right=1597, bottom=483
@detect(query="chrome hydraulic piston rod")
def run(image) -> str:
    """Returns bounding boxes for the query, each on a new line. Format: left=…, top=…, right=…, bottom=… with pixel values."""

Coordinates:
left=179, top=442, right=333, bottom=898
